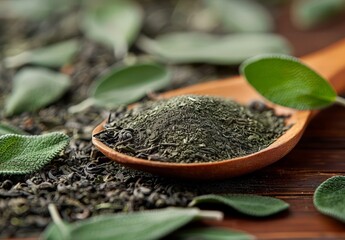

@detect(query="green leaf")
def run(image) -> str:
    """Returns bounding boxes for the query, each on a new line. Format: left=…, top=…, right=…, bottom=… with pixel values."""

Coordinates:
left=5, top=39, right=79, bottom=68
left=81, top=0, right=143, bottom=58
left=291, top=0, right=345, bottom=30
left=42, top=208, right=223, bottom=240
left=0, top=132, right=69, bottom=175
left=172, top=227, right=255, bottom=240
left=204, top=0, right=274, bottom=32
left=138, top=32, right=291, bottom=65
left=5, top=67, right=71, bottom=116
left=240, top=54, right=337, bottom=110
left=69, top=63, right=170, bottom=112
left=314, top=176, right=345, bottom=223
left=189, top=194, right=289, bottom=217
left=0, top=122, right=27, bottom=136
left=0, top=0, right=74, bottom=20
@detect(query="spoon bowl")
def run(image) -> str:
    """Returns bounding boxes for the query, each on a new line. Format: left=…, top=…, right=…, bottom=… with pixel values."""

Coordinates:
left=92, top=39, right=345, bottom=180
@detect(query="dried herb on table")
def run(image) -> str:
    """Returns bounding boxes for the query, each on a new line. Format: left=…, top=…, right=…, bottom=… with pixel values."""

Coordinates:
left=95, top=95, right=289, bottom=163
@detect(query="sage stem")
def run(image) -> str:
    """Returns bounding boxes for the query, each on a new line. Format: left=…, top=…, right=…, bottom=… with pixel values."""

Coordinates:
left=48, top=204, right=71, bottom=240
left=335, top=96, right=345, bottom=107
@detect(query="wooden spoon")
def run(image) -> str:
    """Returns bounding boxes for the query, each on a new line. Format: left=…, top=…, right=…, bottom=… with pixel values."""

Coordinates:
left=92, top=39, right=345, bottom=180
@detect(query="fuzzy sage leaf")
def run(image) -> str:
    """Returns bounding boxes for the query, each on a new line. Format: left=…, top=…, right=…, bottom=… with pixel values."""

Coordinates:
left=0, top=132, right=69, bottom=175
left=5, top=67, right=71, bottom=116
left=172, top=227, right=255, bottom=240
left=240, top=54, right=338, bottom=110
left=4, top=39, right=79, bottom=68
left=69, top=63, right=170, bottom=112
left=291, top=0, right=345, bottom=30
left=0, top=122, right=27, bottom=136
left=42, top=207, right=223, bottom=240
left=314, top=176, right=345, bottom=223
left=81, top=0, right=143, bottom=58
left=204, top=0, right=274, bottom=32
left=138, top=32, right=291, bottom=65
left=189, top=194, right=289, bottom=217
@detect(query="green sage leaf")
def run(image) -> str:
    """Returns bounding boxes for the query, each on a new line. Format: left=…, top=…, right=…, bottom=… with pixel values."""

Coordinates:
left=0, top=122, right=27, bottom=136
left=69, top=63, right=170, bottom=112
left=0, top=0, right=74, bottom=20
left=5, top=39, right=79, bottom=68
left=314, top=176, right=345, bottom=223
left=138, top=32, right=291, bottom=65
left=5, top=67, right=71, bottom=116
left=189, top=194, right=289, bottom=217
left=240, top=54, right=337, bottom=110
left=81, top=0, right=143, bottom=58
left=291, top=0, right=345, bottom=30
left=0, top=132, right=69, bottom=175
left=204, top=0, right=274, bottom=32
left=173, top=227, right=255, bottom=240
left=42, top=208, right=223, bottom=240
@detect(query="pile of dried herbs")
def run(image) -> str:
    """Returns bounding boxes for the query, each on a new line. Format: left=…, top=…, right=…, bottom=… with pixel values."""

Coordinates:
left=95, top=95, right=289, bottom=163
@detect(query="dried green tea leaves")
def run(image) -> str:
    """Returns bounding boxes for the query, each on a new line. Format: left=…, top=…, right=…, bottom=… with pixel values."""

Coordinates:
left=138, top=32, right=291, bottom=65
left=204, top=0, right=274, bottom=32
left=291, top=0, right=345, bottom=30
left=5, top=39, right=79, bottom=68
left=189, top=194, right=289, bottom=217
left=5, top=68, right=71, bottom=116
left=241, top=55, right=337, bottom=110
left=42, top=207, right=223, bottom=240
left=314, top=176, right=345, bottom=223
left=0, top=122, right=27, bottom=136
left=0, top=132, right=69, bottom=175
left=172, top=227, right=254, bottom=240
left=69, top=63, right=170, bottom=112
left=81, top=0, right=143, bottom=58
left=96, top=95, right=287, bottom=163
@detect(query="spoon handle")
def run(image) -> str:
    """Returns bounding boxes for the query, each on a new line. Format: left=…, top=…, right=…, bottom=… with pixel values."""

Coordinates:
left=303, top=38, right=345, bottom=94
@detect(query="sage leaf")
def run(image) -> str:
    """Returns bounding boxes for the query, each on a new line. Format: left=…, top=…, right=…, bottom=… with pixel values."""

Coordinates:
left=0, top=132, right=69, bottom=175
left=204, top=0, right=274, bottom=32
left=81, top=0, right=143, bottom=58
left=138, top=32, right=291, bottom=65
left=5, top=39, right=79, bottom=68
left=291, top=0, right=345, bottom=30
left=189, top=194, right=289, bottom=217
left=314, top=176, right=345, bottom=223
left=5, top=67, right=71, bottom=116
left=69, top=63, right=170, bottom=112
left=0, top=0, right=74, bottom=20
left=0, top=122, right=27, bottom=136
left=42, top=207, right=223, bottom=240
left=173, top=227, right=255, bottom=240
left=240, top=54, right=337, bottom=110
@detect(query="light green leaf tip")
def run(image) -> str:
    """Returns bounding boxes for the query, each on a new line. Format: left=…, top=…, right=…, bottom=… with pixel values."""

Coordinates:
left=291, top=0, right=345, bottom=30
left=314, top=176, right=345, bottom=223
left=42, top=207, right=223, bottom=240
left=240, top=54, right=337, bottom=110
left=5, top=39, right=80, bottom=68
left=81, top=0, right=143, bottom=58
left=5, top=67, right=71, bottom=116
left=204, top=0, right=274, bottom=32
left=189, top=194, right=289, bottom=217
left=0, top=132, right=69, bottom=175
left=0, top=122, right=27, bottom=136
left=173, top=227, right=255, bottom=240
left=138, top=32, right=291, bottom=65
